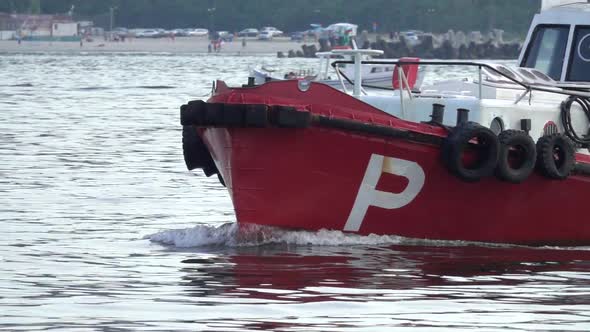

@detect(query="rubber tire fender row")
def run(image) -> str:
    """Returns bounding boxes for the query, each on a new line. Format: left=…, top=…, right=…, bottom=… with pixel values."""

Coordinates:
left=181, top=101, right=270, bottom=127
left=270, top=105, right=312, bottom=128
left=536, top=133, right=575, bottom=180
left=442, top=122, right=499, bottom=182
left=495, top=130, right=537, bottom=183
left=181, top=101, right=314, bottom=129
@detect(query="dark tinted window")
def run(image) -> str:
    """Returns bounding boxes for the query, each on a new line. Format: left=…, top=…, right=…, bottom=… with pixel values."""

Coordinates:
left=522, top=25, right=569, bottom=80
left=567, top=26, right=590, bottom=82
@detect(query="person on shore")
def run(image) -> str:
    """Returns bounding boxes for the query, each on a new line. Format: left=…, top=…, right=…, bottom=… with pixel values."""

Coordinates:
left=242, top=37, right=246, bottom=48
left=208, top=43, right=212, bottom=53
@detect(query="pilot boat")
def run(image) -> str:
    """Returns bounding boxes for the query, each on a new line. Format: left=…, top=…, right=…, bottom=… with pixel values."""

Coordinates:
left=180, top=1, right=590, bottom=245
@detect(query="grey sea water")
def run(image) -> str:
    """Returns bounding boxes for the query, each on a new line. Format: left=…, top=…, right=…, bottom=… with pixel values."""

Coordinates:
left=1, top=52, right=590, bottom=331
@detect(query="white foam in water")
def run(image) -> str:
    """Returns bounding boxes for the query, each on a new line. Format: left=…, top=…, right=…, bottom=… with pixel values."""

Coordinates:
left=145, top=222, right=409, bottom=248
left=147, top=223, right=583, bottom=249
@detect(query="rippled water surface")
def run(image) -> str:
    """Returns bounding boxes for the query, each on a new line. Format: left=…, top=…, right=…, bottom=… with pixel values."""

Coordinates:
left=1, top=53, right=590, bottom=331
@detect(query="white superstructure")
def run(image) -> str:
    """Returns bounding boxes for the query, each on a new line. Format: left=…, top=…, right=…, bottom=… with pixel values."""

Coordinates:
left=342, top=2, right=590, bottom=154
left=541, top=0, right=589, bottom=10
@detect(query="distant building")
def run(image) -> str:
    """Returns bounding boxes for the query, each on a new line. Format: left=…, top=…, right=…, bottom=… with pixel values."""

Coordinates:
left=0, top=13, right=87, bottom=41
left=0, top=12, right=19, bottom=39
left=0, top=13, right=20, bottom=30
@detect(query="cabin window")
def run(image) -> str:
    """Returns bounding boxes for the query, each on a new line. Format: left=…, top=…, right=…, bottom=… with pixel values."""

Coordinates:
left=566, top=26, right=590, bottom=82
left=522, top=25, right=569, bottom=80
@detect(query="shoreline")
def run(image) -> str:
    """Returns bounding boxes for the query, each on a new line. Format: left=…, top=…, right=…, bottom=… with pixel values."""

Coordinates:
left=0, top=36, right=309, bottom=55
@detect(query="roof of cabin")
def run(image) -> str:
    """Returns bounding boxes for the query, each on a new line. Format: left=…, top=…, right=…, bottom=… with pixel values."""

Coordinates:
left=543, top=1, right=590, bottom=11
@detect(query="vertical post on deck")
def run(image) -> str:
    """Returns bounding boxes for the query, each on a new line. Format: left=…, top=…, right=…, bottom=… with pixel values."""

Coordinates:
left=478, top=65, right=483, bottom=100
left=399, top=63, right=406, bottom=118
left=353, top=53, right=362, bottom=98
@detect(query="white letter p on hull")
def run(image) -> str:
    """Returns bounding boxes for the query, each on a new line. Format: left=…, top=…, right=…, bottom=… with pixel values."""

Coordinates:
left=344, top=154, right=425, bottom=232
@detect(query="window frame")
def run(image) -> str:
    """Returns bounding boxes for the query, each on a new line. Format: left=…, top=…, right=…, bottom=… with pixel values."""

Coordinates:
left=520, top=24, right=570, bottom=81
left=565, top=25, right=590, bottom=82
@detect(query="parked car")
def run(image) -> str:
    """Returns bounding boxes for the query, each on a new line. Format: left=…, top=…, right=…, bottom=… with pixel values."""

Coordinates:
left=217, top=31, right=234, bottom=42
left=171, top=29, right=189, bottom=37
left=110, top=27, right=129, bottom=40
left=187, top=28, right=209, bottom=37
left=238, top=28, right=259, bottom=37
left=135, top=29, right=164, bottom=38
left=112, top=27, right=128, bottom=35
left=261, top=26, right=283, bottom=37
left=258, top=30, right=273, bottom=40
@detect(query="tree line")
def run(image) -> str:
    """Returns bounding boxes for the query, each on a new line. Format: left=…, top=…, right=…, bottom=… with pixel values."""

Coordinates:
left=1, top=0, right=541, bottom=37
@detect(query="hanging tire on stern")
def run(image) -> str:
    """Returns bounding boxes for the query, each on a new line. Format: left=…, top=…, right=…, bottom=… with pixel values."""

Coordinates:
left=536, top=133, right=575, bottom=180
left=495, top=130, right=537, bottom=183
left=442, top=122, right=499, bottom=182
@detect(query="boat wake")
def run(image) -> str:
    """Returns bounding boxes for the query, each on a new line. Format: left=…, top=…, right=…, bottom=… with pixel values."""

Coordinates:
left=145, top=223, right=590, bottom=250
left=145, top=222, right=414, bottom=248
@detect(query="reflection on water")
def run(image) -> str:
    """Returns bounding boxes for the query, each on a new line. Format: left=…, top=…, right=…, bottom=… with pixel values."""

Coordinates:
left=174, top=240, right=590, bottom=330
left=1, top=53, right=588, bottom=331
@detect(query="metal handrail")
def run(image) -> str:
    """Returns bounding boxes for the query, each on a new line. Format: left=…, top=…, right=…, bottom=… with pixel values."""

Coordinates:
left=330, top=60, right=590, bottom=99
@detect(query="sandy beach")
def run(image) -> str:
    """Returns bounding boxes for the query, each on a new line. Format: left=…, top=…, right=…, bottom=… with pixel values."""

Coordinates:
left=0, top=36, right=311, bottom=55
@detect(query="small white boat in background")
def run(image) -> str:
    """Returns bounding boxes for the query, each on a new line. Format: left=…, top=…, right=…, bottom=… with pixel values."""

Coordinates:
left=251, top=48, right=399, bottom=89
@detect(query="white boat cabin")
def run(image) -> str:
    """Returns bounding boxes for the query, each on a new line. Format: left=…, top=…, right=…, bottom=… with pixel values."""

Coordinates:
left=519, top=1, right=590, bottom=84
left=344, top=2, right=590, bottom=154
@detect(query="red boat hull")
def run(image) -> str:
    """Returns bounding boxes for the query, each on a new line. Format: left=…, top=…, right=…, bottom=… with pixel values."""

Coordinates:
left=196, top=81, right=590, bottom=245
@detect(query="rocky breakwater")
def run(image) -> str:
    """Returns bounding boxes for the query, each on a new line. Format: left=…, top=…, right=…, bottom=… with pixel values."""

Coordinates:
left=277, top=44, right=318, bottom=58
left=280, top=29, right=522, bottom=60
left=370, top=29, right=521, bottom=59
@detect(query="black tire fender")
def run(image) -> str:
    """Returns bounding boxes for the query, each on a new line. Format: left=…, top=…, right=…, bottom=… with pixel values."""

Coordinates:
left=180, top=100, right=206, bottom=126
left=442, top=122, right=499, bottom=182
left=495, top=130, right=537, bottom=183
left=536, top=133, right=575, bottom=180
left=182, top=125, right=217, bottom=176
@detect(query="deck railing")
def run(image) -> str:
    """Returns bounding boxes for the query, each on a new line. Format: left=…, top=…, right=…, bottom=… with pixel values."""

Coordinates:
left=330, top=59, right=590, bottom=102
